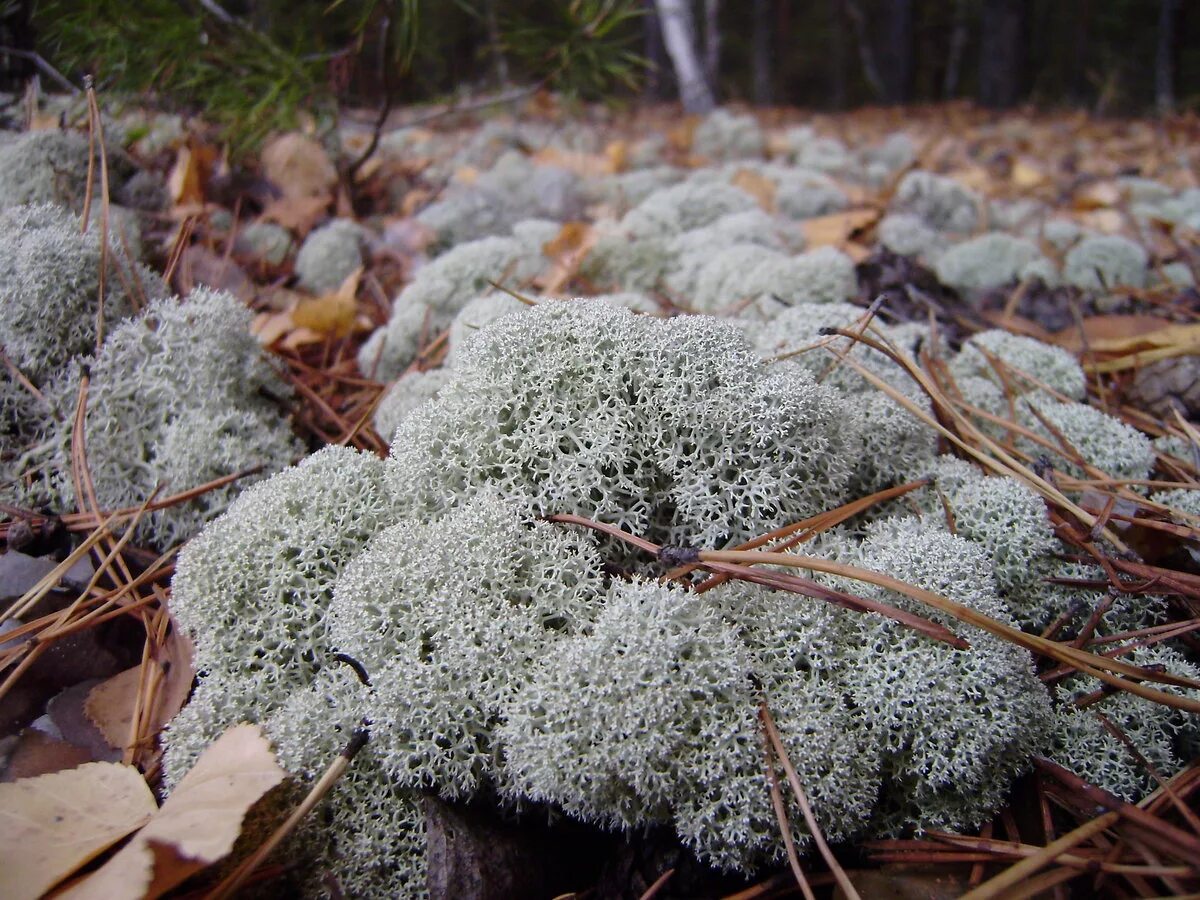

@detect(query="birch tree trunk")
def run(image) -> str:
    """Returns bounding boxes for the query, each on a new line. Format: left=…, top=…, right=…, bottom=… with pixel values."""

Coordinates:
left=654, top=0, right=716, bottom=114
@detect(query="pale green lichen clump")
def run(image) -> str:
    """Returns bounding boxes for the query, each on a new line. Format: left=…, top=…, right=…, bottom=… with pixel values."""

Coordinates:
left=162, top=299, right=1123, bottom=896
left=26, top=289, right=302, bottom=548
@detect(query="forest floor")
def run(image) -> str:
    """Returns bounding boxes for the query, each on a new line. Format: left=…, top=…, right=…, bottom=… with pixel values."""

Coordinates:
left=2, top=95, right=1200, bottom=899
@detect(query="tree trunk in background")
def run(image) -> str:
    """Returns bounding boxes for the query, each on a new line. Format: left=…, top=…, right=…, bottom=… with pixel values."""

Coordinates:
left=642, top=0, right=668, bottom=99
left=942, top=0, right=968, bottom=98
left=704, top=0, right=721, bottom=95
left=1156, top=0, right=1179, bottom=115
left=829, top=0, right=846, bottom=108
left=978, top=0, right=1026, bottom=108
left=843, top=0, right=885, bottom=100
left=655, top=0, right=715, bottom=114
left=752, top=0, right=772, bottom=105
left=883, top=0, right=914, bottom=104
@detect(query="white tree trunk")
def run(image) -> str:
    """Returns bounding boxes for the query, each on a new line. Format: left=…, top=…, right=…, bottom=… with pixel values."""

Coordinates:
left=654, top=0, right=715, bottom=114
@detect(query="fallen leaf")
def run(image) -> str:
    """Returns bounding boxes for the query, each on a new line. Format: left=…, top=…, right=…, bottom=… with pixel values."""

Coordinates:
left=531, top=146, right=616, bottom=178
left=85, top=666, right=140, bottom=750
left=730, top=167, right=776, bottom=212
left=1074, top=179, right=1122, bottom=210
left=1049, top=314, right=1175, bottom=351
left=538, top=222, right=596, bottom=294
left=251, top=309, right=295, bottom=346
left=800, top=209, right=879, bottom=248
left=0, top=761, right=157, bottom=900
left=166, top=145, right=205, bottom=207
left=260, top=133, right=337, bottom=202
left=60, top=724, right=286, bottom=900
left=1011, top=158, right=1047, bottom=189
left=1076, top=208, right=1124, bottom=234
left=671, top=116, right=699, bottom=153
left=1, top=729, right=93, bottom=782
left=260, top=193, right=331, bottom=237
left=292, top=267, right=362, bottom=337
left=173, top=246, right=255, bottom=303
left=604, top=139, right=628, bottom=174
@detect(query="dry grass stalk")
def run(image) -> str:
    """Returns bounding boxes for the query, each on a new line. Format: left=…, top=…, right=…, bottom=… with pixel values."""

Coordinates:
left=759, top=703, right=860, bottom=900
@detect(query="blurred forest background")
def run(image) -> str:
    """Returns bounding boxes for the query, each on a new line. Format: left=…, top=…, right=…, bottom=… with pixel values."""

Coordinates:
left=1, top=1, right=1198, bottom=147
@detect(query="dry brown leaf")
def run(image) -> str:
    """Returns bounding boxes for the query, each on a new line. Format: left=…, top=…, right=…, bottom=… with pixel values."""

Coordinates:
left=28, top=111, right=61, bottom=132
left=252, top=310, right=294, bottom=346
left=60, top=724, right=286, bottom=900
left=1, top=729, right=93, bottom=782
left=841, top=240, right=873, bottom=264
left=1049, top=314, right=1176, bottom=351
left=669, top=116, right=699, bottom=153
left=604, top=139, right=628, bottom=174
left=531, top=146, right=617, bottom=178
left=401, top=187, right=434, bottom=217
left=1073, top=179, right=1122, bottom=210
left=173, top=246, right=255, bottom=303
left=0, top=761, right=157, bottom=900
left=1011, top=158, right=1047, bottom=189
left=800, top=209, right=879, bottom=248
left=730, top=168, right=776, bottom=212
left=1076, top=208, right=1125, bottom=234
left=453, top=165, right=480, bottom=186
left=292, top=267, right=362, bottom=337
left=260, top=133, right=337, bottom=201
left=260, top=193, right=330, bottom=237
left=166, top=145, right=205, bottom=207
left=538, top=222, right=596, bottom=294
left=85, top=666, right=140, bottom=750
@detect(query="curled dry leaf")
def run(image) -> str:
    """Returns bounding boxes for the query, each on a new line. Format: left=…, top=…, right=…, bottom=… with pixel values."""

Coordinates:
left=800, top=209, right=879, bottom=249
left=730, top=167, right=776, bottom=212
left=292, top=267, right=363, bottom=337
left=260, top=133, right=337, bottom=202
left=539, top=222, right=596, bottom=295
left=0, top=761, right=157, bottom=900
left=60, top=723, right=286, bottom=900
left=85, top=666, right=141, bottom=750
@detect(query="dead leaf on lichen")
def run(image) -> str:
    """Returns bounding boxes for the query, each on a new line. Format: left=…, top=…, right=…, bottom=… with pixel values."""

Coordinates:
left=0, top=761, right=156, bottom=900
left=730, top=167, right=776, bottom=212
left=292, top=267, right=362, bottom=337
left=60, top=724, right=286, bottom=900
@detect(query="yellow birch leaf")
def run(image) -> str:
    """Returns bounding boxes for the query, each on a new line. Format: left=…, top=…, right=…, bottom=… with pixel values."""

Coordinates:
left=85, top=666, right=141, bottom=750
left=800, top=209, right=879, bottom=248
left=0, top=761, right=157, bottom=900
left=292, top=267, right=362, bottom=337
left=60, top=724, right=286, bottom=900
left=730, top=168, right=776, bottom=212
left=166, top=146, right=204, bottom=207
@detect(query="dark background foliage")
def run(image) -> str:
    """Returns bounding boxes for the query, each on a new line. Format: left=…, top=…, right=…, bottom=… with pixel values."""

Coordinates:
left=1, top=0, right=1197, bottom=149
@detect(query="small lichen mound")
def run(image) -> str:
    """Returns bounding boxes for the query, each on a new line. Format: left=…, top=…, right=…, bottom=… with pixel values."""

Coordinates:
left=40, top=289, right=302, bottom=548
left=0, top=129, right=134, bottom=210
left=950, top=329, right=1087, bottom=401
left=164, top=446, right=403, bottom=778
left=844, top=519, right=1055, bottom=834
left=358, top=228, right=549, bottom=381
left=892, top=170, right=981, bottom=233
left=387, top=300, right=860, bottom=549
left=934, top=232, right=1057, bottom=292
left=416, top=151, right=583, bottom=247
left=1050, top=643, right=1200, bottom=802
left=373, top=368, right=453, bottom=444
left=692, top=109, right=766, bottom=161
left=1063, top=234, right=1148, bottom=291
left=0, top=203, right=153, bottom=383
left=294, top=219, right=370, bottom=294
